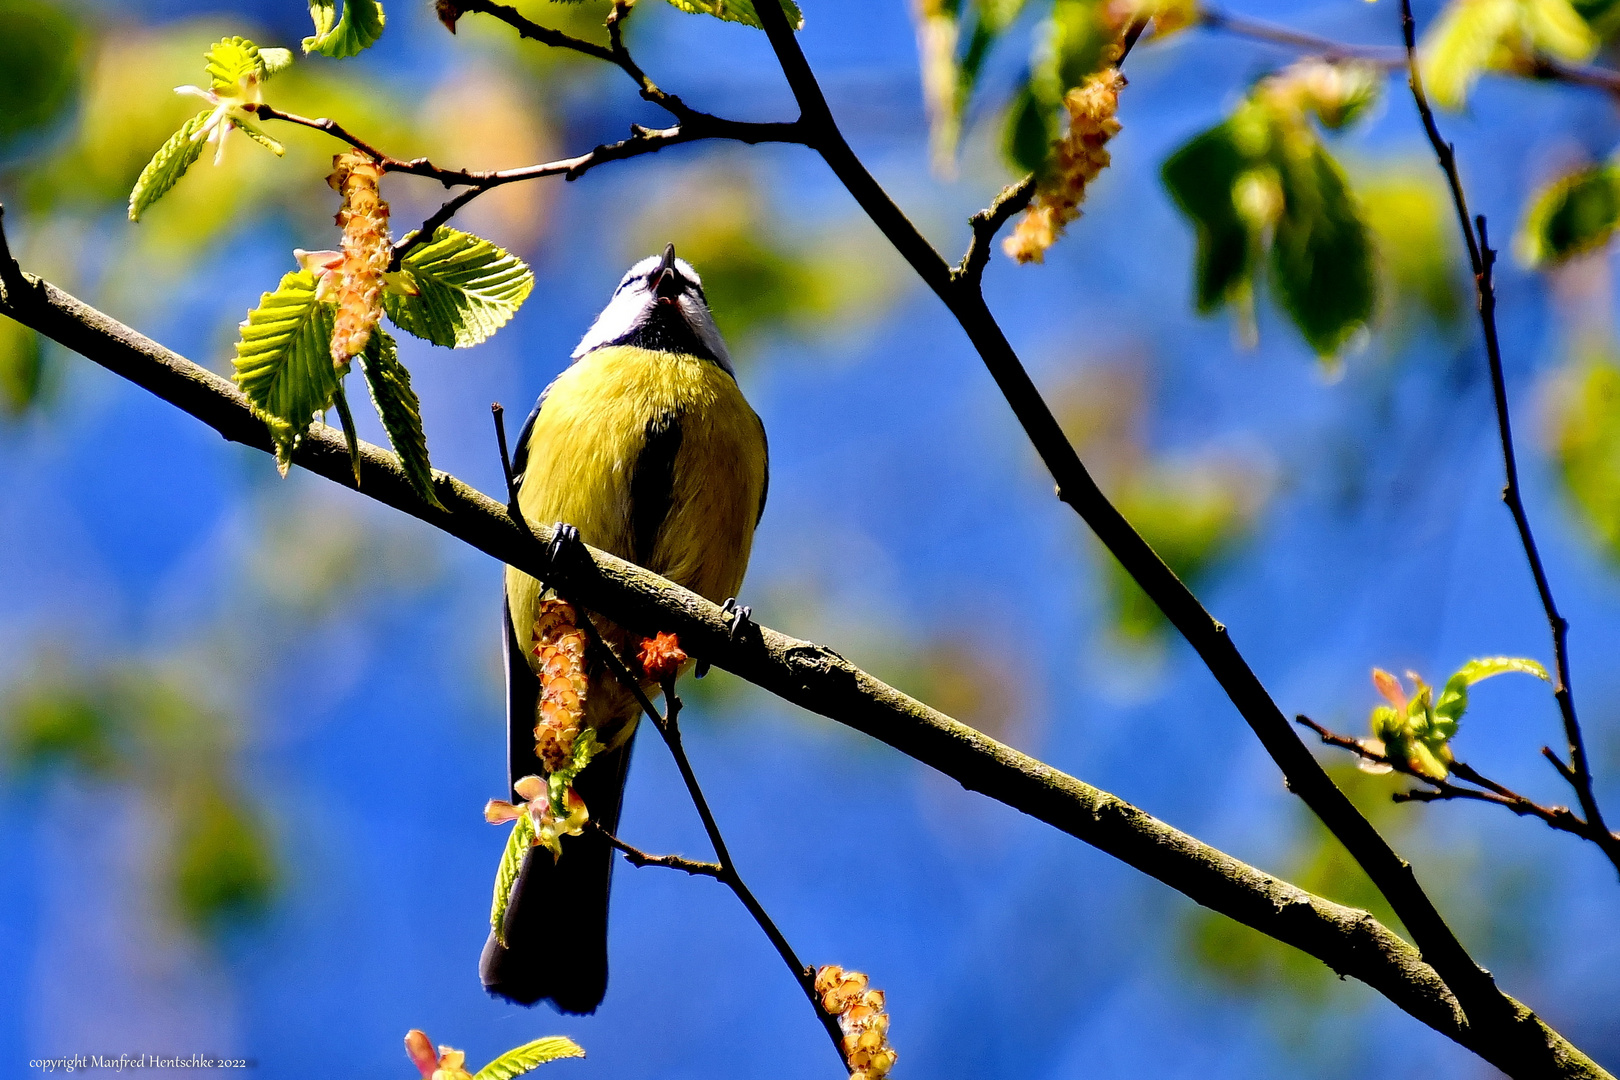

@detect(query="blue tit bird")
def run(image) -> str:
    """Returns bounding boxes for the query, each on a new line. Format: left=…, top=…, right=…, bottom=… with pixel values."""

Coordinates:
left=482, top=245, right=769, bottom=1012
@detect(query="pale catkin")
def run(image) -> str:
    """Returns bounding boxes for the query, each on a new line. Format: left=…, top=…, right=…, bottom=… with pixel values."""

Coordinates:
left=815, top=966, right=897, bottom=1080
left=328, top=151, right=391, bottom=368
left=1004, top=67, right=1125, bottom=265
left=531, top=598, right=590, bottom=774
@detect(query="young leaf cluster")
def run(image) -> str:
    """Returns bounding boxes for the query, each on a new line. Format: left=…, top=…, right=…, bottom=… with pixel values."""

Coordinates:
left=1363, top=658, right=1549, bottom=780
left=233, top=226, right=532, bottom=506
left=1161, top=60, right=1381, bottom=358
left=128, top=37, right=293, bottom=222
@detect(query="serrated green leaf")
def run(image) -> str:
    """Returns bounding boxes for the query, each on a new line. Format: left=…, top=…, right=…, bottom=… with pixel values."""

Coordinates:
left=1518, top=164, right=1620, bottom=266
left=473, top=1037, right=586, bottom=1080
left=233, top=116, right=286, bottom=157
left=206, top=36, right=264, bottom=89
left=304, top=0, right=387, bottom=58
left=546, top=728, right=602, bottom=814
left=358, top=328, right=443, bottom=510
left=232, top=270, right=341, bottom=472
left=385, top=228, right=534, bottom=348
left=331, top=382, right=362, bottom=485
left=491, top=811, right=534, bottom=946
left=127, top=109, right=213, bottom=222
left=1161, top=123, right=1258, bottom=313
left=1454, top=655, right=1551, bottom=684
left=1270, top=143, right=1376, bottom=357
left=662, top=0, right=804, bottom=30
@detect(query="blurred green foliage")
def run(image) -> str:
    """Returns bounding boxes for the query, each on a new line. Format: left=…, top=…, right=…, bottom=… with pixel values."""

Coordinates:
left=2, top=658, right=278, bottom=931
left=1056, top=362, right=1268, bottom=642
left=0, top=0, right=82, bottom=158
left=0, top=315, right=47, bottom=416
left=1549, top=355, right=1620, bottom=561
left=1421, top=0, right=1597, bottom=110
left=1162, top=63, right=1380, bottom=359
left=1357, top=169, right=1465, bottom=333
left=1105, top=469, right=1261, bottom=641
left=1518, top=163, right=1620, bottom=266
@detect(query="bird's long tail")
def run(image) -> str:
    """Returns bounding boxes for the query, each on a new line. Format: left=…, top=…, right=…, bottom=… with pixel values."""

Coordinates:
left=482, top=605, right=634, bottom=1013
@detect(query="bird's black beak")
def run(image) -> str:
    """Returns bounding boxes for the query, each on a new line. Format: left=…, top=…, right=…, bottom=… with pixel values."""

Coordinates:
left=654, top=243, right=681, bottom=303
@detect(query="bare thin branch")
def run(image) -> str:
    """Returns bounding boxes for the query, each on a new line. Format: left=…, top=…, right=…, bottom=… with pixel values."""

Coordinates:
left=1399, top=0, right=1620, bottom=879
left=594, top=823, right=725, bottom=879
left=955, top=175, right=1036, bottom=285
left=1295, top=716, right=1620, bottom=857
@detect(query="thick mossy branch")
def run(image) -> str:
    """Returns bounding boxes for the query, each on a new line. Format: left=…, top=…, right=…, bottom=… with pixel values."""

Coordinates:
left=0, top=260, right=1607, bottom=1080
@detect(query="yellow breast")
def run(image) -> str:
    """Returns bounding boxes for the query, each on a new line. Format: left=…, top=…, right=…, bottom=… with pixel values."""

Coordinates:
left=505, top=345, right=768, bottom=666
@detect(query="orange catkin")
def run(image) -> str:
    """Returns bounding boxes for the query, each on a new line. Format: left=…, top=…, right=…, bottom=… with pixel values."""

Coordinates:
left=531, top=598, right=590, bottom=773
left=815, top=966, right=897, bottom=1080
left=327, top=151, right=391, bottom=368
left=637, top=631, right=688, bottom=683
left=1004, top=67, right=1125, bottom=265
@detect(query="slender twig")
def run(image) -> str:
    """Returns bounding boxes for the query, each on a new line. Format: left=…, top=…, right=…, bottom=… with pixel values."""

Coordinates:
left=1198, top=6, right=1620, bottom=96
left=554, top=609, right=848, bottom=1065
left=0, top=203, right=25, bottom=302
left=593, top=822, right=724, bottom=879
left=748, top=0, right=1518, bottom=1044
left=955, top=175, right=1037, bottom=285
left=1399, top=0, right=1620, bottom=878
left=0, top=252, right=1607, bottom=1078
left=1295, top=716, right=1620, bottom=855
left=491, top=403, right=536, bottom=543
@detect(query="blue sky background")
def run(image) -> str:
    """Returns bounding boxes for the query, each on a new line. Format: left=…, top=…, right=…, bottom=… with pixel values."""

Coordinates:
left=3, top=0, right=1620, bottom=1076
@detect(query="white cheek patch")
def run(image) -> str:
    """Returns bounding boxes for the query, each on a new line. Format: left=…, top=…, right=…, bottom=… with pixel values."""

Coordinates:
left=572, top=282, right=652, bottom=359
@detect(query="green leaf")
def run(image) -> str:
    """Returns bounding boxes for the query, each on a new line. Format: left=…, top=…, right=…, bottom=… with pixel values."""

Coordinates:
left=1433, top=656, right=1548, bottom=732
left=1518, top=164, right=1620, bottom=266
left=0, top=315, right=47, bottom=417
left=385, top=228, right=534, bottom=348
left=1421, top=0, right=1522, bottom=110
left=232, top=270, right=341, bottom=473
left=358, top=328, right=443, bottom=510
left=205, top=36, right=265, bottom=89
left=0, top=0, right=83, bottom=155
left=258, top=47, right=295, bottom=75
left=1002, top=81, right=1062, bottom=177
left=127, top=110, right=213, bottom=222
left=233, top=116, right=286, bottom=157
left=304, top=0, right=387, bottom=58
left=1421, top=0, right=1597, bottom=109
left=1269, top=143, right=1376, bottom=357
left=491, top=810, right=534, bottom=946
left=661, top=0, right=805, bottom=31
left=1045, top=0, right=1110, bottom=94
left=546, top=728, right=602, bottom=814
left=1454, top=655, right=1551, bottom=684
left=473, top=1037, right=586, bottom=1080
left=1161, top=123, right=1258, bottom=313
left=331, top=382, right=363, bottom=486
left=1527, top=0, right=1600, bottom=57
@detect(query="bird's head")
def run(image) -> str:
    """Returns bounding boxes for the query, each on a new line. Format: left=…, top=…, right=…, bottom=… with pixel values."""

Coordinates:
left=572, top=244, right=732, bottom=373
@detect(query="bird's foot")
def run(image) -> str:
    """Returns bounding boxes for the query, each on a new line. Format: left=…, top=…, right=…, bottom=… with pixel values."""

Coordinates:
left=696, top=597, right=753, bottom=679
left=542, top=522, right=583, bottom=594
